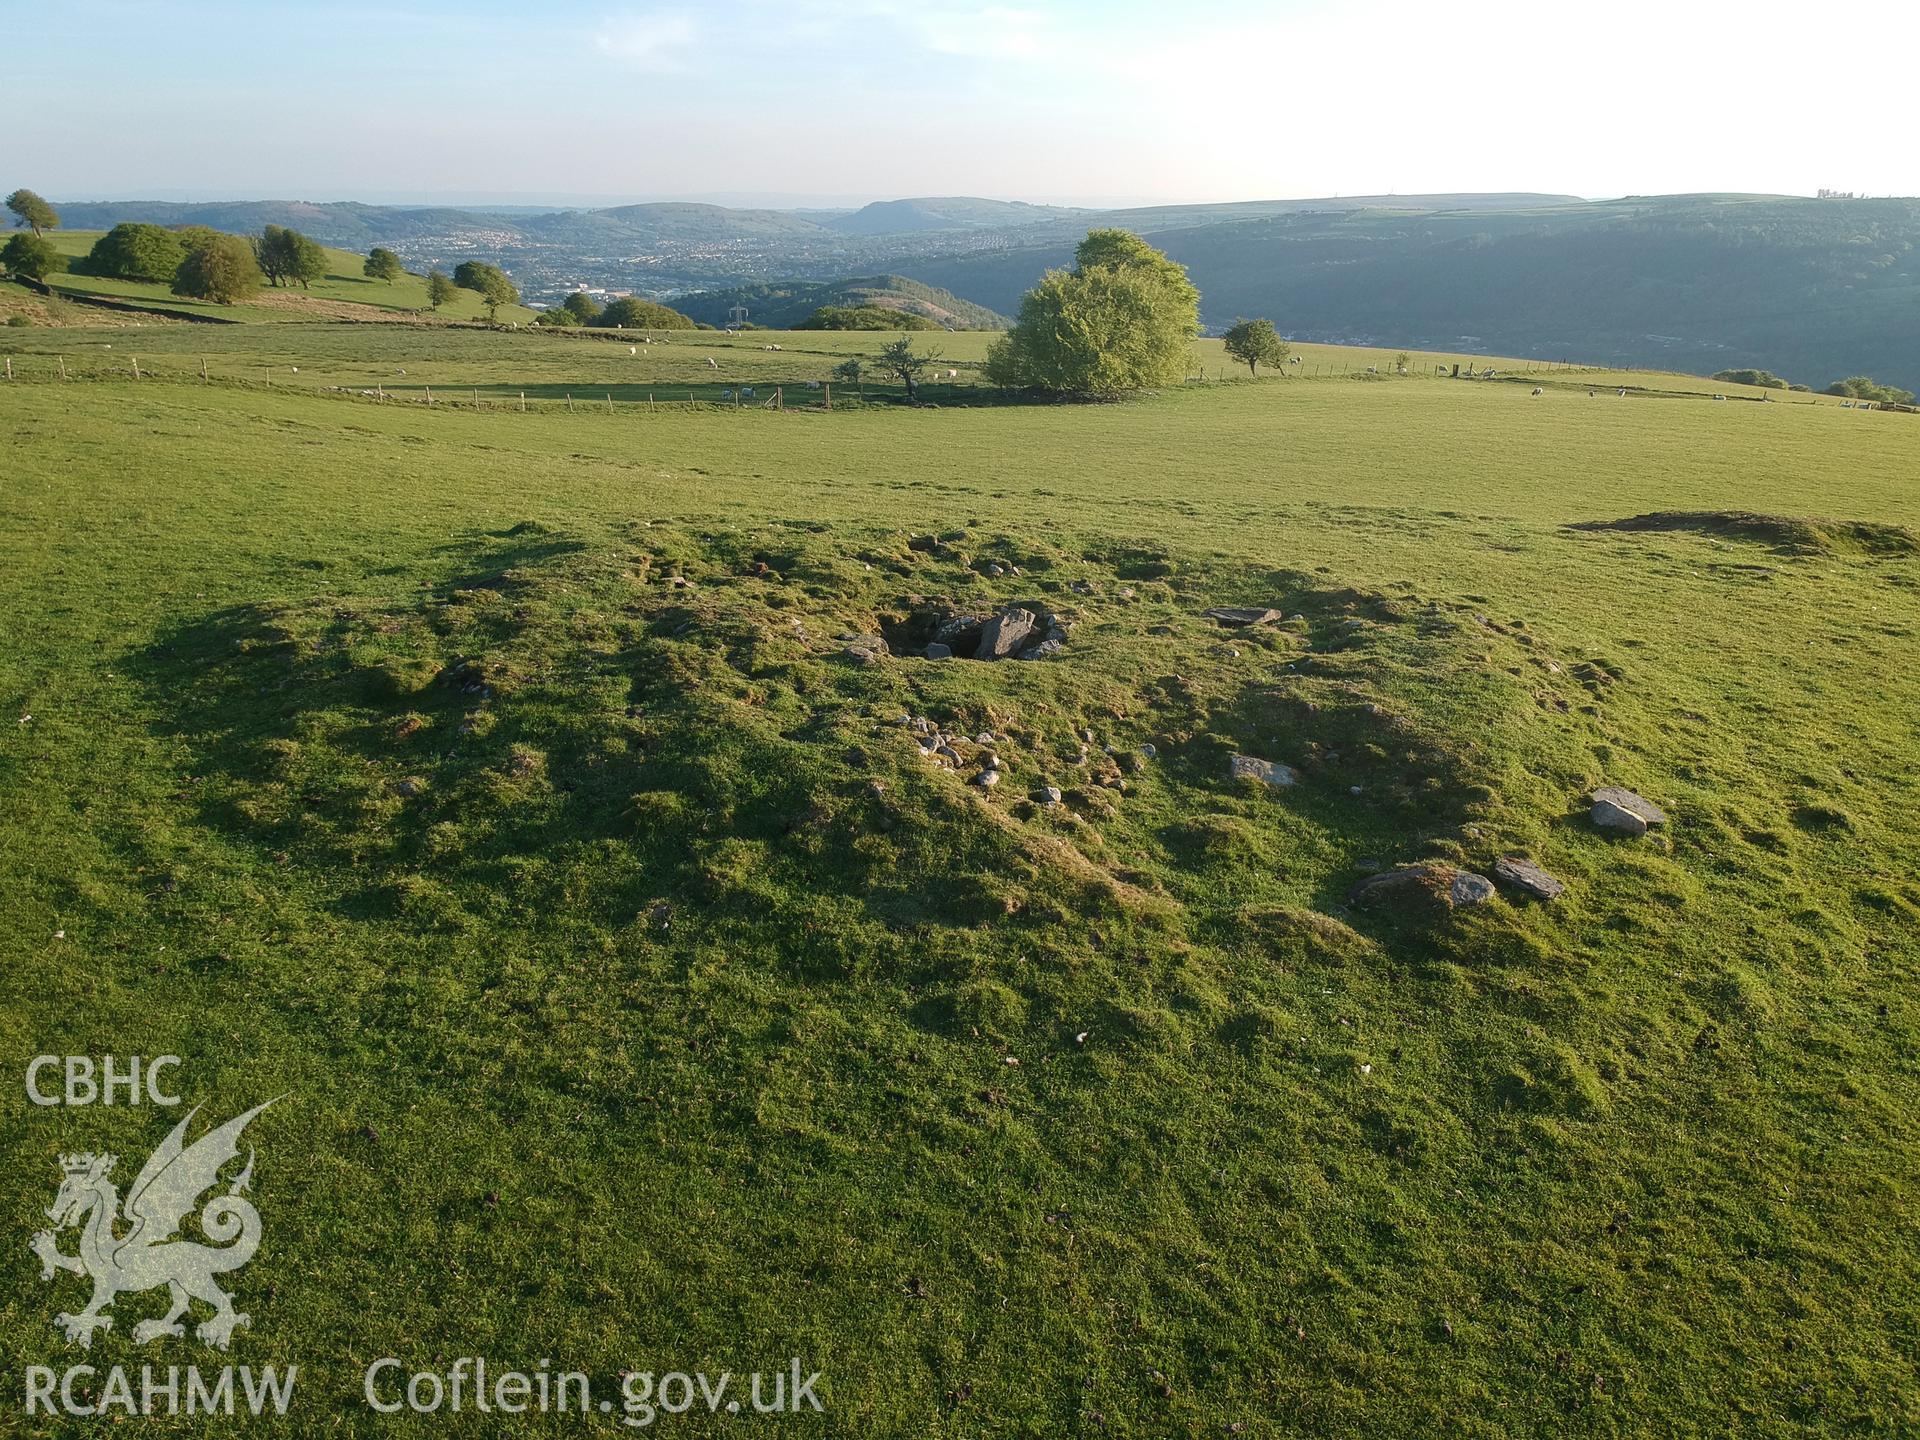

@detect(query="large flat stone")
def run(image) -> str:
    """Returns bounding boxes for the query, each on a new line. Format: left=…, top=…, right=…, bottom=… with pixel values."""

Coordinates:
left=977, top=607, right=1039, bottom=660
left=1591, top=786, right=1667, bottom=826
left=1590, top=798, right=1648, bottom=836
left=1493, top=856, right=1566, bottom=900
left=1229, top=755, right=1297, bottom=787
left=1206, top=607, right=1283, bottom=628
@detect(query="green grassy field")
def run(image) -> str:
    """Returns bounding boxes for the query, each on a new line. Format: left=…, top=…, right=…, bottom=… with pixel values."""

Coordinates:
left=2, top=327, right=1916, bottom=1436
left=21, top=230, right=538, bottom=326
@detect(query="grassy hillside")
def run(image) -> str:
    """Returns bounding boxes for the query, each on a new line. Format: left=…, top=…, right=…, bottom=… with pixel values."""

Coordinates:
left=907, top=195, right=1920, bottom=391
left=2, top=323, right=1916, bottom=1435
left=673, top=275, right=1010, bottom=331
left=32, top=230, right=537, bottom=326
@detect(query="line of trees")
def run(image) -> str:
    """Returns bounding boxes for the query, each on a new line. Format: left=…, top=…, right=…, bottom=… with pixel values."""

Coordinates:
left=796, top=304, right=938, bottom=331
left=1825, top=375, right=1914, bottom=406
left=534, top=290, right=696, bottom=330
left=255, top=225, right=326, bottom=289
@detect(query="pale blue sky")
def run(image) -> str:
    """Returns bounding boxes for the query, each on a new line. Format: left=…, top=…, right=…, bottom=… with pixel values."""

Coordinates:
left=10, top=0, right=1917, bottom=205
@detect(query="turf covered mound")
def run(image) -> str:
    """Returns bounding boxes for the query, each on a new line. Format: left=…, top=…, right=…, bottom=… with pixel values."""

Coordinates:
left=1568, top=510, right=1920, bottom=557
left=136, top=522, right=1613, bottom=966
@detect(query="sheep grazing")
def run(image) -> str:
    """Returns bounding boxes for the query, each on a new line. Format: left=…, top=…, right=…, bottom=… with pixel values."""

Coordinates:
left=741, top=386, right=755, bottom=399
left=707, top=357, right=719, bottom=369
left=1530, top=387, right=1544, bottom=396
left=805, top=380, right=822, bottom=390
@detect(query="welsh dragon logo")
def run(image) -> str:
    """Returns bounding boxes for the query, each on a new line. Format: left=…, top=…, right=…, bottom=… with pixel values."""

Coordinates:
left=30, top=1100, right=278, bottom=1350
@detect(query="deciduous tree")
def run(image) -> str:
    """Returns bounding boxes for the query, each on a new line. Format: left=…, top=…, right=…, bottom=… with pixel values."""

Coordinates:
left=985, top=230, right=1200, bottom=395
left=5, top=188, right=58, bottom=236
left=363, top=247, right=404, bottom=284
left=256, top=225, right=326, bottom=289
left=877, top=337, right=938, bottom=401
left=1, top=232, right=64, bottom=281
left=84, top=223, right=189, bottom=282
left=1222, top=317, right=1290, bottom=376
left=172, top=234, right=262, bottom=304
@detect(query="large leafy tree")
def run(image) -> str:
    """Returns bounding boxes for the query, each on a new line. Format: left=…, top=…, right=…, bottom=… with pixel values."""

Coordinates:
left=596, top=296, right=695, bottom=329
left=426, top=269, right=457, bottom=310
left=256, top=225, right=327, bottom=289
left=84, top=223, right=190, bottom=282
left=1222, top=317, right=1290, bottom=376
left=451, top=261, right=518, bottom=319
left=562, top=291, right=602, bottom=324
left=985, top=229, right=1200, bottom=395
left=1, top=232, right=65, bottom=282
left=363, top=247, right=405, bottom=284
left=172, top=234, right=263, bottom=304
left=5, top=188, right=59, bottom=235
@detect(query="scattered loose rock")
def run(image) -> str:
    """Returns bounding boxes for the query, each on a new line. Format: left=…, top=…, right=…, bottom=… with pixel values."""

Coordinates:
left=1229, top=755, right=1298, bottom=788
left=1493, top=856, right=1566, bottom=901
left=1348, top=861, right=1496, bottom=913
left=1205, top=607, right=1282, bottom=628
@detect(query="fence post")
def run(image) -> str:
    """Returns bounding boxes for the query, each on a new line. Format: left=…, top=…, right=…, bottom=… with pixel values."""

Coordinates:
left=520, top=391, right=526, bottom=412
left=775, top=386, right=782, bottom=411
left=824, top=382, right=831, bottom=412
left=606, top=393, right=612, bottom=414
left=648, top=392, right=655, bottom=412
left=59, top=357, right=68, bottom=381
left=131, top=357, right=139, bottom=379
left=567, top=394, right=573, bottom=413
left=3, top=357, right=10, bottom=381
left=201, top=358, right=208, bottom=383
left=426, top=385, right=432, bottom=405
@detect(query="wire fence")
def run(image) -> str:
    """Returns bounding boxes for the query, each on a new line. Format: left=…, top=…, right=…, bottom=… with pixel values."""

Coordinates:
left=3, top=349, right=1806, bottom=411
left=0, top=354, right=861, bottom=415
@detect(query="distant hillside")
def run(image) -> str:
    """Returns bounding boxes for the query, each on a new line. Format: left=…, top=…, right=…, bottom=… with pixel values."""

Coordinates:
left=823, top=197, right=1088, bottom=235
left=39, top=192, right=1920, bottom=384
left=904, top=195, right=1920, bottom=389
left=49, top=200, right=512, bottom=247
left=672, top=275, right=1009, bottom=330
left=530, top=202, right=834, bottom=242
